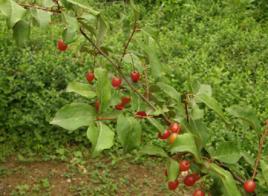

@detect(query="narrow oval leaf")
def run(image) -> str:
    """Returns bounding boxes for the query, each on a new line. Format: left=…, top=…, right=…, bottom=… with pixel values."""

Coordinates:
left=167, top=159, right=179, bottom=181
left=139, top=144, right=168, bottom=157
left=260, top=160, right=268, bottom=186
left=13, top=20, right=30, bottom=46
left=61, top=0, right=100, bottom=15
left=146, top=118, right=165, bottom=132
left=157, top=82, right=181, bottom=103
left=62, top=27, right=77, bottom=44
left=226, top=105, right=260, bottom=131
left=116, top=115, right=141, bottom=152
left=66, top=81, right=96, bottom=99
left=95, top=67, right=111, bottom=113
left=170, top=133, right=201, bottom=162
left=87, top=122, right=114, bottom=157
left=50, top=103, right=96, bottom=131
left=196, top=94, right=228, bottom=124
left=31, top=9, right=51, bottom=28
left=212, top=141, right=241, bottom=164
left=209, top=163, right=241, bottom=196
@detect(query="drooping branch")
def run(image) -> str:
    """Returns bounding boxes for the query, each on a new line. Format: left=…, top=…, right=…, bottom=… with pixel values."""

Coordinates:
left=18, top=3, right=62, bottom=13
left=79, top=27, right=171, bottom=124
left=252, top=122, right=268, bottom=179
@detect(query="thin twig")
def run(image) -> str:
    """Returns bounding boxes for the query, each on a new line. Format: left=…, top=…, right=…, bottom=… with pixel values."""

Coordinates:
left=184, top=93, right=190, bottom=123
left=119, top=20, right=138, bottom=64
left=18, top=3, right=62, bottom=13
left=252, top=123, right=268, bottom=179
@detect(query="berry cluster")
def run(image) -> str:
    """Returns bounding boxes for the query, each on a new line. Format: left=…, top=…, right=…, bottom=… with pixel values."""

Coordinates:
left=158, top=122, right=181, bottom=144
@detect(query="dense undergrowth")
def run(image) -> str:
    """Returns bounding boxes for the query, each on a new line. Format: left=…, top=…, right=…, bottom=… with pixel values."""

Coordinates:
left=0, top=0, right=267, bottom=164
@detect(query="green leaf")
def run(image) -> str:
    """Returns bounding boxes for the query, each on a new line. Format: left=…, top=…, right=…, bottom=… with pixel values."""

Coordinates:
left=62, top=27, right=77, bottom=44
left=208, top=163, right=241, bottom=196
left=31, top=9, right=51, bottom=28
left=116, top=115, right=141, bottom=152
left=66, top=81, right=96, bottom=99
left=87, top=122, right=114, bottom=157
left=13, top=20, right=30, bottom=46
left=196, top=84, right=212, bottom=97
left=0, top=0, right=26, bottom=27
left=157, top=82, right=181, bottom=103
left=61, top=0, right=100, bottom=15
left=190, top=102, right=204, bottom=120
left=123, top=53, right=144, bottom=73
left=196, top=94, right=228, bottom=124
left=43, top=0, right=54, bottom=7
left=260, top=159, right=268, bottom=186
left=146, top=118, right=165, bottom=132
left=241, top=152, right=255, bottom=166
left=96, top=15, right=107, bottom=46
left=212, top=141, right=241, bottom=164
left=226, top=105, right=260, bottom=131
left=170, top=133, right=201, bottom=162
left=50, top=102, right=96, bottom=131
left=95, top=67, right=112, bottom=113
left=139, top=144, right=168, bottom=157
left=167, top=159, right=179, bottom=181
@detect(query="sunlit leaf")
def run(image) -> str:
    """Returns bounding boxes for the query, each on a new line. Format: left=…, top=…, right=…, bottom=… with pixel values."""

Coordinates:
left=66, top=81, right=96, bottom=99
left=140, top=144, right=168, bottom=157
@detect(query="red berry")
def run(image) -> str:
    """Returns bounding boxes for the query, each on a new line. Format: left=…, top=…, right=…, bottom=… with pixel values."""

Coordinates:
left=168, top=179, right=179, bottom=190
left=112, top=76, right=122, bottom=89
left=115, top=103, right=124, bottom=110
left=121, top=96, right=131, bottom=105
left=95, top=100, right=100, bottom=112
left=169, top=133, right=177, bottom=144
left=57, top=39, right=68, bottom=51
left=192, top=173, right=200, bottom=181
left=135, top=111, right=147, bottom=118
left=131, top=71, right=140, bottom=82
left=169, top=122, right=181, bottom=133
left=158, top=130, right=171, bottom=140
left=193, top=189, right=205, bottom=196
left=184, top=174, right=196, bottom=186
left=86, top=71, right=94, bottom=83
left=179, top=160, right=190, bottom=171
left=243, top=180, right=256, bottom=193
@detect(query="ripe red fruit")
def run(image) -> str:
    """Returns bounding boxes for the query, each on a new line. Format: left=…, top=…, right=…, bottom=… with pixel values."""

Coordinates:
left=121, top=96, right=131, bottom=105
left=169, top=122, right=181, bottom=133
left=192, top=173, right=200, bottom=181
left=95, top=100, right=100, bottom=112
left=57, top=39, right=68, bottom=51
left=179, top=160, right=190, bottom=171
left=158, top=130, right=171, bottom=140
left=168, top=179, right=179, bottom=190
left=169, top=133, right=177, bottom=144
left=130, top=71, right=140, bottom=83
left=184, top=174, right=196, bottom=186
left=193, top=189, right=205, bottom=196
left=86, top=71, right=94, bottom=83
left=115, top=103, right=124, bottom=110
left=135, top=111, right=147, bottom=118
left=243, top=180, right=256, bottom=193
left=112, top=76, right=122, bottom=89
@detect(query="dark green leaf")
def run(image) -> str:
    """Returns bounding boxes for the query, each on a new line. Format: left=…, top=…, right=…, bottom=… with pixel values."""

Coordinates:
left=50, top=102, right=96, bottom=131
left=13, top=20, right=30, bottom=46
left=146, top=118, right=165, bottom=132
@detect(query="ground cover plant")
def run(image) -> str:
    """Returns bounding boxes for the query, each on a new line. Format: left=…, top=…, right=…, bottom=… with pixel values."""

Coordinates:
left=0, top=0, right=268, bottom=195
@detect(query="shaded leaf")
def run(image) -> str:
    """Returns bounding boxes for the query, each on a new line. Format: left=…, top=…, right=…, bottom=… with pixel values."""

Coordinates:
left=31, top=9, right=51, bottom=28
left=116, top=115, right=141, bottom=152
left=157, top=82, right=181, bottom=104
left=170, top=133, right=202, bottom=162
left=226, top=105, right=260, bottom=131
left=260, top=159, right=268, bottom=186
left=62, top=27, right=77, bottom=44
left=146, top=118, right=165, bottom=132
left=13, top=20, right=30, bottom=46
left=50, top=102, right=95, bottom=131
left=61, top=0, right=100, bottom=15
left=140, top=144, right=168, bottom=157
left=66, top=81, right=96, bottom=99
left=212, top=141, right=241, bottom=164
left=87, top=122, right=114, bottom=157
left=167, top=159, right=179, bottom=181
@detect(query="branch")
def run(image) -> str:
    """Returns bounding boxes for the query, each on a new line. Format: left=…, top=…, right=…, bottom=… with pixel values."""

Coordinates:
left=79, top=27, right=171, bottom=124
left=119, top=20, right=138, bottom=64
left=252, top=122, right=268, bottom=179
left=18, top=3, right=62, bottom=13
